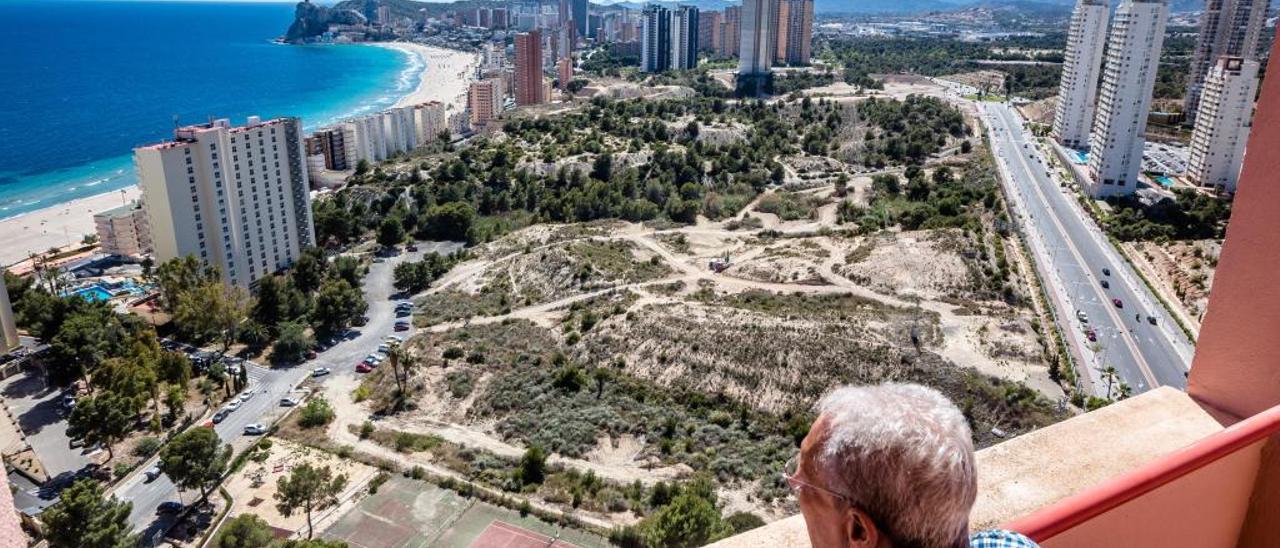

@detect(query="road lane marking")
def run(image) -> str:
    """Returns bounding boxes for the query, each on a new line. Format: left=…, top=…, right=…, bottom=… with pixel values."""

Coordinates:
left=996, top=106, right=1159, bottom=388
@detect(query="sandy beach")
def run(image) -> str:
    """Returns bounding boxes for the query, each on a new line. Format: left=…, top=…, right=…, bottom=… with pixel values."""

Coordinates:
left=0, top=186, right=141, bottom=267
left=375, top=42, right=480, bottom=113
left=2, top=42, right=479, bottom=270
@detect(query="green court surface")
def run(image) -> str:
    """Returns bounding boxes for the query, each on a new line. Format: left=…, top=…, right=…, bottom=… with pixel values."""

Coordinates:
left=319, top=476, right=608, bottom=548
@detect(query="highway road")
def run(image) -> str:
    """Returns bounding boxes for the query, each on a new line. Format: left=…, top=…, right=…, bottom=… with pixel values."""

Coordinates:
left=981, top=101, right=1193, bottom=396
left=114, top=241, right=462, bottom=544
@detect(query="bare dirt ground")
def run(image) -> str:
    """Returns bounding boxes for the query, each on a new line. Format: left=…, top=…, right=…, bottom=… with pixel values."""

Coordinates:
left=1121, top=239, right=1219, bottom=331
left=222, top=438, right=381, bottom=534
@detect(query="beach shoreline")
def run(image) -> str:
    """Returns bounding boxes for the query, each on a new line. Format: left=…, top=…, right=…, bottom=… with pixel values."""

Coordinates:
left=371, top=42, right=479, bottom=113
left=2, top=42, right=479, bottom=269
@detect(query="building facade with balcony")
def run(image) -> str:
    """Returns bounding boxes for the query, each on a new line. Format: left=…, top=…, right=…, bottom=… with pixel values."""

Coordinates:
left=1052, top=0, right=1109, bottom=150
left=136, top=116, right=315, bottom=288
left=1086, top=0, right=1167, bottom=197
left=1187, top=56, right=1258, bottom=193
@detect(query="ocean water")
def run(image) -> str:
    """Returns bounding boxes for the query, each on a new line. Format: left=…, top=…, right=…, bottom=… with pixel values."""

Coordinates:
left=0, top=0, right=420, bottom=220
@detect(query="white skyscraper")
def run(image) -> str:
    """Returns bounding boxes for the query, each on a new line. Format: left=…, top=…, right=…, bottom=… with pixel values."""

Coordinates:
left=1052, top=0, right=1109, bottom=149
left=1187, top=57, right=1259, bottom=193
left=738, top=0, right=772, bottom=77
left=1086, top=0, right=1168, bottom=197
left=1183, top=0, right=1269, bottom=122
left=136, top=116, right=316, bottom=288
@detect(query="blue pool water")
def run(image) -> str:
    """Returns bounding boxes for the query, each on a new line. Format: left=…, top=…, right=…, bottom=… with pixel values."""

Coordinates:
left=1155, top=176, right=1174, bottom=187
left=1072, top=150, right=1089, bottom=164
left=71, top=286, right=114, bottom=302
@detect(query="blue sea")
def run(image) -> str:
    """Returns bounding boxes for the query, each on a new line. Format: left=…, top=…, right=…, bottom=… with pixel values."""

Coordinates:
left=0, top=0, right=421, bottom=220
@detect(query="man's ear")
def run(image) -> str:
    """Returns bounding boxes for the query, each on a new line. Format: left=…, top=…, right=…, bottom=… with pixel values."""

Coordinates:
left=846, top=507, right=884, bottom=548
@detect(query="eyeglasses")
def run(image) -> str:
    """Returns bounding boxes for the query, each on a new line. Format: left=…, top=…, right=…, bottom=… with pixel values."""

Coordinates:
left=781, top=453, right=854, bottom=504
left=782, top=454, right=911, bottom=547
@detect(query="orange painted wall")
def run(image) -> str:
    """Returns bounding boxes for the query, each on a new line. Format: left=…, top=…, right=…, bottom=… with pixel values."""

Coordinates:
left=1189, top=27, right=1280, bottom=420
left=1040, top=440, right=1263, bottom=548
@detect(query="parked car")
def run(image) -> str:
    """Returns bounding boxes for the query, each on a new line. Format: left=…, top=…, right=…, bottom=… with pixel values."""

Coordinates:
left=356, top=363, right=373, bottom=374
left=1076, top=310, right=1089, bottom=323
left=353, top=316, right=369, bottom=326
left=311, top=367, right=331, bottom=377
left=1147, top=315, right=1158, bottom=325
left=243, top=423, right=267, bottom=435
left=1100, top=279, right=1109, bottom=289
left=385, top=335, right=404, bottom=344
left=238, top=391, right=254, bottom=402
left=407, top=245, right=419, bottom=252
left=223, top=400, right=241, bottom=412
left=364, top=354, right=382, bottom=364
left=279, top=397, right=301, bottom=407
left=377, top=343, right=391, bottom=353
left=1112, top=298, right=1123, bottom=308
left=305, top=350, right=317, bottom=360
left=144, top=467, right=162, bottom=482
left=212, top=409, right=230, bottom=424
left=1085, top=328, right=1097, bottom=342
left=156, top=501, right=184, bottom=515
left=1102, top=267, right=1111, bottom=276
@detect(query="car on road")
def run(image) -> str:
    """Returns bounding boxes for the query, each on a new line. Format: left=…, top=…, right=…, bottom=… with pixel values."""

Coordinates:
left=1100, top=279, right=1109, bottom=289
left=1102, top=267, right=1111, bottom=276
left=61, top=395, right=75, bottom=410
left=1076, top=310, right=1089, bottom=323
left=355, top=363, right=373, bottom=373
left=385, top=335, right=404, bottom=345
left=312, top=367, right=331, bottom=377
left=212, top=409, right=230, bottom=423
left=1112, top=298, right=1123, bottom=308
left=238, top=391, right=254, bottom=402
left=243, top=423, right=267, bottom=435
left=394, top=320, right=410, bottom=331
left=223, top=400, right=241, bottom=412
left=156, top=501, right=184, bottom=515
left=364, top=354, right=382, bottom=364
left=144, top=466, right=162, bottom=482
left=353, top=315, right=369, bottom=327
left=377, top=343, right=391, bottom=353
left=280, top=397, right=301, bottom=407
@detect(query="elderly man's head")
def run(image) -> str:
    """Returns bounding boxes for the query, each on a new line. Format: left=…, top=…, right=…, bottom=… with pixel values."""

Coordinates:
left=789, top=383, right=976, bottom=548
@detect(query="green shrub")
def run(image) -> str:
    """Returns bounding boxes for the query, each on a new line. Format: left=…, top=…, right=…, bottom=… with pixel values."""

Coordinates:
left=133, top=436, right=161, bottom=458
left=298, top=397, right=335, bottom=428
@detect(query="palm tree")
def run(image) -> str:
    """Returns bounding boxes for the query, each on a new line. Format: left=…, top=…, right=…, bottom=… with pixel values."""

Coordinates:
left=386, top=346, right=417, bottom=411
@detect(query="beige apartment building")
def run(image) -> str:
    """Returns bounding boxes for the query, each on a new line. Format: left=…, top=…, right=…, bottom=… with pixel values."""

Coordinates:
left=93, top=200, right=154, bottom=258
left=136, top=116, right=315, bottom=288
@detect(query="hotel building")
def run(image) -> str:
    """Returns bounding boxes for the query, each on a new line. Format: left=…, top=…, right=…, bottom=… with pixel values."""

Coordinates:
left=1052, top=0, right=1109, bottom=149
left=94, top=200, right=154, bottom=259
left=1086, top=0, right=1167, bottom=197
left=1187, top=56, right=1259, bottom=193
left=1183, top=0, right=1269, bottom=122
left=136, top=116, right=316, bottom=288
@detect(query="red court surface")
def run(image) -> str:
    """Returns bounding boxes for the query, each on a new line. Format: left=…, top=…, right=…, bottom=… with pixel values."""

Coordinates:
left=467, top=520, right=580, bottom=548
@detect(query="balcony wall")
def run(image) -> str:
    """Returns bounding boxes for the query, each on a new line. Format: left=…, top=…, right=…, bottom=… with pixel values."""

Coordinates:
left=707, top=387, right=1228, bottom=548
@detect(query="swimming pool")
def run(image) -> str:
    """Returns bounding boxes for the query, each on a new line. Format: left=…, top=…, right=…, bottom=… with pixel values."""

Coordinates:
left=1072, top=150, right=1089, bottom=164
left=71, top=286, right=114, bottom=302
left=65, top=281, right=147, bottom=302
left=1155, top=176, right=1174, bottom=188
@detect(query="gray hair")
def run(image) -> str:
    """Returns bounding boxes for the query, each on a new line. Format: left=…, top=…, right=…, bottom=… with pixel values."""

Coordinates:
left=815, top=383, right=976, bottom=548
